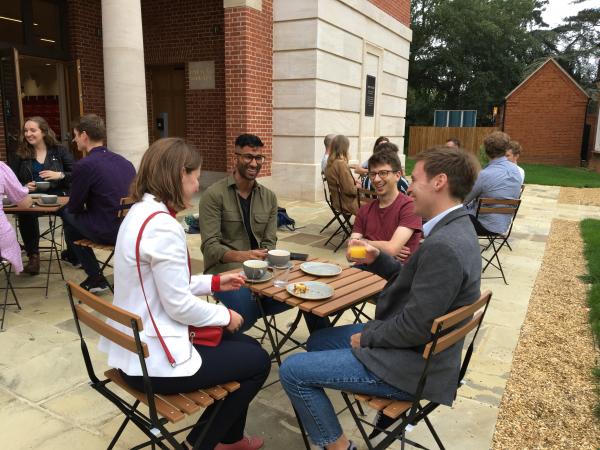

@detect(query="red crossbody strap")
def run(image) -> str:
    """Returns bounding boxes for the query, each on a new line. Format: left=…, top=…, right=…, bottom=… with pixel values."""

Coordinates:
left=135, top=211, right=178, bottom=367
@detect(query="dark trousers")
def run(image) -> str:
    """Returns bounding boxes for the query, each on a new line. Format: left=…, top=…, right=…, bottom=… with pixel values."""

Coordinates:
left=17, top=214, right=40, bottom=256
left=469, top=214, right=494, bottom=236
left=121, top=333, right=271, bottom=449
left=62, top=209, right=104, bottom=277
left=216, top=287, right=331, bottom=333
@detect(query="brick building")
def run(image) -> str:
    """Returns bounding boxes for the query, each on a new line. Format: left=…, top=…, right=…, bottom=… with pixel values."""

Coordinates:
left=503, top=58, right=590, bottom=166
left=0, top=0, right=411, bottom=200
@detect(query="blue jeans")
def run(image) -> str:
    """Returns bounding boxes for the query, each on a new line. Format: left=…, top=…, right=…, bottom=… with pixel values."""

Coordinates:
left=280, top=324, right=413, bottom=447
left=215, top=288, right=330, bottom=333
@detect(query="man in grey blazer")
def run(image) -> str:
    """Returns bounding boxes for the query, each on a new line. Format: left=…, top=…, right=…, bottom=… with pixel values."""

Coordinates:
left=279, top=146, right=482, bottom=450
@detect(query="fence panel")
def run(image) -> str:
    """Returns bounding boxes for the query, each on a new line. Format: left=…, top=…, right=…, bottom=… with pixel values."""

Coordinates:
left=407, top=127, right=498, bottom=156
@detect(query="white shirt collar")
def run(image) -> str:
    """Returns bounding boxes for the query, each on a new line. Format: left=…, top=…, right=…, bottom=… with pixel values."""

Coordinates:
left=422, top=204, right=463, bottom=237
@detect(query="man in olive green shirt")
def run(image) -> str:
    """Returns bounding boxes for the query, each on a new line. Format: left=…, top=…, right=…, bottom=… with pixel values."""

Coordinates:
left=199, top=134, right=329, bottom=332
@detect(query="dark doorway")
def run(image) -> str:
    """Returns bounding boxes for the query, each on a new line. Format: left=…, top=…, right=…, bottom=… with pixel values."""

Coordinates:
left=151, top=65, right=185, bottom=142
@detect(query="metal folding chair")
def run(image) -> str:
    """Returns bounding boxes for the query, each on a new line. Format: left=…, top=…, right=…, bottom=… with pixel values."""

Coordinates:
left=66, top=281, right=239, bottom=450
left=73, top=197, right=134, bottom=292
left=475, top=198, right=521, bottom=284
left=0, top=256, right=21, bottom=331
left=320, top=172, right=338, bottom=234
left=342, top=290, right=493, bottom=450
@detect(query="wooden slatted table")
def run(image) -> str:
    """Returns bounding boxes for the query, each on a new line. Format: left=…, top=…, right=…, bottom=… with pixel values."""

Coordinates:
left=222, top=258, right=386, bottom=364
left=3, top=196, right=68, bottom=297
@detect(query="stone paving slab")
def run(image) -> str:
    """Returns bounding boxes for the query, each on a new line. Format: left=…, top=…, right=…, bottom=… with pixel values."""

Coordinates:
left=0, top=184, right=599, bottom=449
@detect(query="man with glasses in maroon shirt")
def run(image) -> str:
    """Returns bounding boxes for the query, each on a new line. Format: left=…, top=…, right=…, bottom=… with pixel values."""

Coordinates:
left=199, top=134, right=330, bottom=333
left=350, top=150, right=422, bottom=267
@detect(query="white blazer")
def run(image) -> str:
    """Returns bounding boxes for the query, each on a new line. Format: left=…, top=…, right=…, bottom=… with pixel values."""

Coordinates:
left=98, top=193, right=230, bottom=377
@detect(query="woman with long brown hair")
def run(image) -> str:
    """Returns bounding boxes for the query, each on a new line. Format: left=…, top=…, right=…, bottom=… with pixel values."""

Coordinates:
left=10, top=116, right=74, bottom=274
left=101, top=138, right=269, bottom=450
left=324, top=134, right=360, bottom=215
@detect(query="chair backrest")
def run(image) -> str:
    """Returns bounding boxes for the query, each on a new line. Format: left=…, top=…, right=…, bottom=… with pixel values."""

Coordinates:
left=423, top=290, right=492, bottom=360
left=321, top=172, right=332, bottom=208
left=118, top=196, right=135, bottom=219
left=66, top=281, right=148, bottom=361
left=519, top=184, right=525, bottom=198
left=406, top=290, right=492, bottom=416
left=476, top=198, right=521, bottom=237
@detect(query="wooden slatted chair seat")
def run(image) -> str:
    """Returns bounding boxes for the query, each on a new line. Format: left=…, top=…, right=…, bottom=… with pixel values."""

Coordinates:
left=73, top=239, right=115, bottom=251
left=66, top=281, right=239, bottom=449
left=351, top=394, right=412, bottom=420
left=105, top=368, right=240, bottom=423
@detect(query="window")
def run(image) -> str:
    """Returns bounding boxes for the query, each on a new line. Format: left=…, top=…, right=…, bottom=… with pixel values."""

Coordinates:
left=33, top=0, right=62, bottom=50
left=0, top=1, right=24, bottom=44
left=433, top=110, right=477, bottom=127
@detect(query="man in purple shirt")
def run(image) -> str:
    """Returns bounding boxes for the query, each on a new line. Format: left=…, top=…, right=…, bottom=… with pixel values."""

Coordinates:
left=62, top=114, right=136, bottom=292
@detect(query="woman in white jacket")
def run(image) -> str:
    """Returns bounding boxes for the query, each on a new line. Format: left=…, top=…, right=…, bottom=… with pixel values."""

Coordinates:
left=101, top=138, right=270, bottom=450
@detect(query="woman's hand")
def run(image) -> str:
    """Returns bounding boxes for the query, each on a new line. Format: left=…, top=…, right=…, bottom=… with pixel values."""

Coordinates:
left=225, top=310, right=244, bottom=333
left=219, top=273, right=246, bottom=291
left=26, top=181, right=36, bottom=193
left=39, top=170, right=62, bottom=181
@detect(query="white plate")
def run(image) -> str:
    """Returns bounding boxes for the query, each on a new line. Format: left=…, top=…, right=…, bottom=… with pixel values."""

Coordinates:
left=300, top=262, right=342, bottom=277
left=239, top=271, right=273, bottom=284
left=286, top=281, right=334, bottom=300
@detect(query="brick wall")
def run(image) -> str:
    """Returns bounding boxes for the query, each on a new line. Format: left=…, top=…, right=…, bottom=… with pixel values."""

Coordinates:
left=224, top=1, right=273, bottom=175
left=142, top=0, right=226, bottom=172
left=504, top=61, right=589, bottom=166
left=369, top=0, right=410, bottom=27
left=66, top=0, right=105, bottom=119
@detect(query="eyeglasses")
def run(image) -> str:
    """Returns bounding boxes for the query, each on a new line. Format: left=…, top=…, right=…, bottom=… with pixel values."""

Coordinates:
left=367, top=170, right=398, bottom=180
left=236, top=153, right=265, bottom=164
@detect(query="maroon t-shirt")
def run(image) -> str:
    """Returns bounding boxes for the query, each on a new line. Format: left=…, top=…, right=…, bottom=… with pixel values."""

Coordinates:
left=353, top=193, right=423, bottom=256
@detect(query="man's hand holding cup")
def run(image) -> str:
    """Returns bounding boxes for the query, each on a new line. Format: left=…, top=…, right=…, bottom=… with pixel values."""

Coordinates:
left=347, top=239, right=379, bottom=265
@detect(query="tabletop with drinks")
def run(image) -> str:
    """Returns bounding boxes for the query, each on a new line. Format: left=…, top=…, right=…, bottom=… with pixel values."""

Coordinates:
left=223, top=249, right=386, bottom=318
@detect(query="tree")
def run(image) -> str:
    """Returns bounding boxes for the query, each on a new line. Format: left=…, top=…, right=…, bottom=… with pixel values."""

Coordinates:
left=407, top=0, right=549, bottom=126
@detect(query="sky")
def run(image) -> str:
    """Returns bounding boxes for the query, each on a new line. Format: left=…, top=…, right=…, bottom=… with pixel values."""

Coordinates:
left=542, top=0, right=597, bottom=27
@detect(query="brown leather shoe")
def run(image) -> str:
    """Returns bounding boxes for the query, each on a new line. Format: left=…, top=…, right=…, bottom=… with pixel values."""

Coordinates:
left=25, top=254, right=40, bottom=275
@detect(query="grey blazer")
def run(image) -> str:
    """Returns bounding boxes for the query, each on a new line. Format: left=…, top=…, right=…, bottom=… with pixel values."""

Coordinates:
left=353, top=207, right=481, bottom=406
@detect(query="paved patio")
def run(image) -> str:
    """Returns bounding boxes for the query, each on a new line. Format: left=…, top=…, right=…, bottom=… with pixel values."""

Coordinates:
left=1, top=184, right=599, bottom=449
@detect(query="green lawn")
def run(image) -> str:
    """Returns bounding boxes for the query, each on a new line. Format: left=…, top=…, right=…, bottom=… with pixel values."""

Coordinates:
left=404, top=157, right=600, bottom=188
left=521, top=163, right=600, bottom=188
left=580, top=219, right=600, bottom=416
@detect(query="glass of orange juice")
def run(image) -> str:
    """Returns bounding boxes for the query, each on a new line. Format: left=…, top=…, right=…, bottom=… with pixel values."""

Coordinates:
left=349, top=245, right=367, bottom=259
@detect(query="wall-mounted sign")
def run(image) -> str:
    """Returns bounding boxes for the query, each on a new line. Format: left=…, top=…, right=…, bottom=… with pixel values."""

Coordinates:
left=365, top=75, right=376, bottom=117
left=189, top=61, right=215, bottom=90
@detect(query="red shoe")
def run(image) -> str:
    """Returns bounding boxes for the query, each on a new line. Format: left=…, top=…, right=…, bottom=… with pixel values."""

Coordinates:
left=214, top=436, right=264, bottom=450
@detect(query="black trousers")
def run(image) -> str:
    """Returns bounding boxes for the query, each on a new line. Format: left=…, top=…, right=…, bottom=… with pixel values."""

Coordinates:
left=469, top=214, right=494, bottom=236
left=17, top=214, right=40, bottom=256
left=121, top=332, right=271, bottom=449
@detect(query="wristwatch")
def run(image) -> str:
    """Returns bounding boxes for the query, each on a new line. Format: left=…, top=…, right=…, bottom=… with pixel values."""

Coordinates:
left=59, top=172, right=65, bottom=180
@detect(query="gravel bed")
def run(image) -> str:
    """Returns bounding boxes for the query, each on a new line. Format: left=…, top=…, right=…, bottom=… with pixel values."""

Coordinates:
left=558, top=187, right=600, bottom=206
left=492, top=219, right=600, bottom=449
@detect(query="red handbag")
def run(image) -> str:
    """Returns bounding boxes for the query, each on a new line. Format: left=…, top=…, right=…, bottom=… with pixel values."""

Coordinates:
left=136, top=211, right=225, bottom=367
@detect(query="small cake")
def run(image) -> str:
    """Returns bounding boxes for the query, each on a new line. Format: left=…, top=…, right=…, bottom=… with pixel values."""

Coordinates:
left=293, top=283, right=308, bottom=294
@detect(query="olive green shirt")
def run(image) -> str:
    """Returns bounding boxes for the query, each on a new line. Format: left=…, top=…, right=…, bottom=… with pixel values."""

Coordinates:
left=199, top=175, right=278, bottom=274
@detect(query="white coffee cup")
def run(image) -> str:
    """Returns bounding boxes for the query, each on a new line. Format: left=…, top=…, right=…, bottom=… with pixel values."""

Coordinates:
left=267, top=249, right=290, bottom=268
left=243, top=259, right=268, bottom=280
